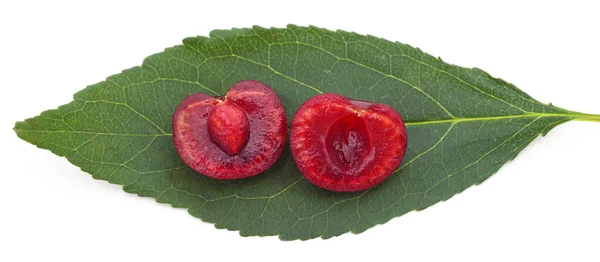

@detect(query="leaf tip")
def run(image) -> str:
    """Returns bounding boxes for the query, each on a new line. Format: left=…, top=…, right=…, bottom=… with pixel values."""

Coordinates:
left=13, top=119, right=31, bottom=140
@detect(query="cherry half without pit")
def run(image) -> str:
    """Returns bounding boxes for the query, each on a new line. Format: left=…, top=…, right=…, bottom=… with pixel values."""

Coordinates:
left=173, top=80, right=287, bottom=180
left=290, top=94, right=408, bottom=192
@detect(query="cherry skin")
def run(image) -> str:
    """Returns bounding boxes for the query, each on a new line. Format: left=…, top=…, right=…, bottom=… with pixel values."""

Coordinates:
left=290, top=94, right=407, bottom=192
left=172, top=80, right=287, bottom=180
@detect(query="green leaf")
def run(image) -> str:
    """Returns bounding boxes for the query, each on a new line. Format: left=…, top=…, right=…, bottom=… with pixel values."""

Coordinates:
left=14, top=25, right=600, bottom=240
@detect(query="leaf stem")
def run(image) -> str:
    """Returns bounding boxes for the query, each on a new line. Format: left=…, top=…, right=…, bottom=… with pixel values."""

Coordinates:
left=576, top=116, right=600, bottom=123
left=572, top=113, right=600, bottom=123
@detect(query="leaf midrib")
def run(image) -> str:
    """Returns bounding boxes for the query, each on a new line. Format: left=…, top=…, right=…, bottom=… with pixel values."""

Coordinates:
left=404, top=112, right=577, bottom=126
left=13, top=111, right=584, bottom=138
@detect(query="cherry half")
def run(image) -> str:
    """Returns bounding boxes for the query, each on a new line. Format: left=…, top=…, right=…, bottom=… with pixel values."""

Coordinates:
left=290, top=94, right=407, bottom=192
left=173, top=80, right=287, bottom=180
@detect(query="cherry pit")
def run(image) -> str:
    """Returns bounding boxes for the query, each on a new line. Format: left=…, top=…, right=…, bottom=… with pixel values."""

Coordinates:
left=173, top=80, right=407, bottom=192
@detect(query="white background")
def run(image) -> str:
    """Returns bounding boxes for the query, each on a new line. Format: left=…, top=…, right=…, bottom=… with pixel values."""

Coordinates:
left=1, top=0, right=599, bottom=261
